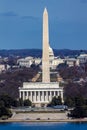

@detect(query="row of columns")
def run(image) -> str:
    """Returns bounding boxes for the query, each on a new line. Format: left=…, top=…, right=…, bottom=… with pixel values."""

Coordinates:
left=19, top=90, right=63, bottom=103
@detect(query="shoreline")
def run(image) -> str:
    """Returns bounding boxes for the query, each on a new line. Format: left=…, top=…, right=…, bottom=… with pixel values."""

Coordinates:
left=0, top=112, right=87, bottom=123
left=0, top=119, right=87, bottom=123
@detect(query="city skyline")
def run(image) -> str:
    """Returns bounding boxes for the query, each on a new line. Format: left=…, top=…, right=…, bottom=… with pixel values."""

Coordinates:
left=0, top=0, right=87, bottom=50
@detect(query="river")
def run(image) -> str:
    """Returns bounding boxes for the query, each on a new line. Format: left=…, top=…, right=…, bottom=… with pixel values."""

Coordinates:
left=0, top=122, right=87, bottom=130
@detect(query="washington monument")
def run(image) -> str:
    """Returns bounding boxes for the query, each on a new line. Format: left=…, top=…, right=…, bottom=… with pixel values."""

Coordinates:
left=19, top=8, right=64, bottom=106
left=42, top=8, right=50, bottom=83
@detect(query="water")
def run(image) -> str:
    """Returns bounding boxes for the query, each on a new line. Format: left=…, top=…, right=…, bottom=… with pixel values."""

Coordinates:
left=0, top=122, right=87, bottom=130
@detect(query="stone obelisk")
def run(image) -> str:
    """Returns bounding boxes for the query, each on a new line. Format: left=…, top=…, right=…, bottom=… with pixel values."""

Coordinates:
left=42, top=8, right=50, bottom=83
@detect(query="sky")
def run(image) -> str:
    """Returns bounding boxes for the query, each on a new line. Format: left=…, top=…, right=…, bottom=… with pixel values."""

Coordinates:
left=0, top=0, right=87, bottom=50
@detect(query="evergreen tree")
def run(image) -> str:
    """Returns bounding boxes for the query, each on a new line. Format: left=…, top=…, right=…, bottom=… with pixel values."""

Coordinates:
left=24, top=99, right=32, bottom=106
left=47, top=96, right=62, bottom=106
left=69, top=96, right=87, bottom=118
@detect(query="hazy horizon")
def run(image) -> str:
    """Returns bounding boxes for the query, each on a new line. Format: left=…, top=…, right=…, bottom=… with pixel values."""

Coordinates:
left=1, top=47, right=85, bottom=50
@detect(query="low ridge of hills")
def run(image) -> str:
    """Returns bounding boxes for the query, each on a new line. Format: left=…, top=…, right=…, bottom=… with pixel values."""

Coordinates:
left=0, top=49, right=86, bottom=57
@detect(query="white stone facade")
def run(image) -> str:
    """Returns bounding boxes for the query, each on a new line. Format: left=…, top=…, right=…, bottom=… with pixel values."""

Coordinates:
left=19, top=82, right=63, bottom=106
left=77, top=54, right=87, bottom=64
left=34, top=58, right=41, bottom=65
left=64, top=58, right=79, bottom=67
left=17, top=57, right=34, bottom=68
left=0, top=64, right=10, bottom=73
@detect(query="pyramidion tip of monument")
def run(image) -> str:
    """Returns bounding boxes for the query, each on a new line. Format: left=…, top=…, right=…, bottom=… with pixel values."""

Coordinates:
left=44, top=7, right=48, bottom=13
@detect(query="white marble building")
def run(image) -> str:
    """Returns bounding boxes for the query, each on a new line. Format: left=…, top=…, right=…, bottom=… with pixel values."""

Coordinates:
left=77, top=53, right=87, bottom=64
left=19, top=82, right=63, bottom=106
left=64, top=58, right=79, bottom=67
left=0, top=64, right=10, bottom=73
left=34, top=58, right=41, bottom=65
left=17, top=56, right=34, bottom=68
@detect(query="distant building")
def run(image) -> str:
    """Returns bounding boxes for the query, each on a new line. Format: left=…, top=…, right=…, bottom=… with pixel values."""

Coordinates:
left=0, top=64, right=10, bottom=73
left=51, top=57, right=64, bottom=69
left=49, top=46, right=64, bottom=69
left=64, top=58, right=79, bottom=67
left=78, top=53, right=87, bottom=64
left=17, top=48, right=64, bottom=69
left=34, top=58, right=41, bottom=65
left=17, top=56, right=34, bottom=68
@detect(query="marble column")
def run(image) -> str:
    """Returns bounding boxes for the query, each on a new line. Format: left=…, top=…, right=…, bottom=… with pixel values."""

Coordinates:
left=38, top=91, right=40, bottom=102
left=50, top=91, right=52, bottom=101
left=54, top=91, right=56, bottom=97
left=42, top=91, right=45, bottom=101
left=61, top=91, right=64, bottom=103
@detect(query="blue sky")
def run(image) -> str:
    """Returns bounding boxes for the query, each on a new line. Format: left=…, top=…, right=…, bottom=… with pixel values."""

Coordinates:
left=0, top=0, right=87, bottom=50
